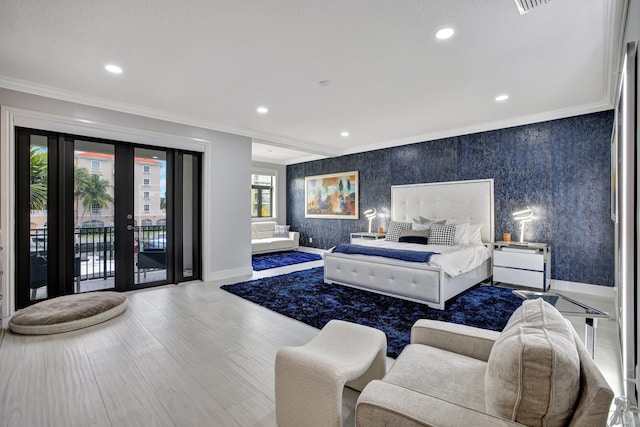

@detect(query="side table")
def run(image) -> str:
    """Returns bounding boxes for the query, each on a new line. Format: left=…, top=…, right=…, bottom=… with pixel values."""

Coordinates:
left=493, top=241, right=551, bottom=291
left=513, top=290, right=609, bottom=358
left=350, top=232, right=386, bottom=243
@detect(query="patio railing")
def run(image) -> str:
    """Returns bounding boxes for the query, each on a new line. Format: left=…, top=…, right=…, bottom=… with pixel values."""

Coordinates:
left=30, top=225, right=167, bottom=281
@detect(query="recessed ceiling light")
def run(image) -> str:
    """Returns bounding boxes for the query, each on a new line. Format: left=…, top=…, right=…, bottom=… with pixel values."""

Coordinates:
left=435, top=28, right=455, bottom=40
left=495, top=94, right=509, bottom=102
left=256, top=106, right=269, bottom=114
left=104, top=64, right=123, bottom=74
left=341, top=131, right=350, bottom=137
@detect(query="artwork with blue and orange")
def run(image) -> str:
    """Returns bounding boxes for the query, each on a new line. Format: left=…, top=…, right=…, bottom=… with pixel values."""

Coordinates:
left=305, top=171, right=358, bottom=219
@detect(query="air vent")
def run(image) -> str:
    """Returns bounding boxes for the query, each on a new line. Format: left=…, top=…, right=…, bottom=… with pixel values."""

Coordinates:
left=514, top=0, right=551, bottom=15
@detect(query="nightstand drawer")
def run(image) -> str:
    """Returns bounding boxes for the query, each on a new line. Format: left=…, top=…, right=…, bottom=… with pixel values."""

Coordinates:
left=493, top=266, right=544, bottom=288
left=494, top=250, right=544, bottom=271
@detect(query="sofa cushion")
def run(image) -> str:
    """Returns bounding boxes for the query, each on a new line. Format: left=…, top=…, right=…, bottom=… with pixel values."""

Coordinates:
left=485, top=299, right=580, bottom=427
left=252, top=221, right=276, bottom=239
left=383, top=344, right=488, bottom=413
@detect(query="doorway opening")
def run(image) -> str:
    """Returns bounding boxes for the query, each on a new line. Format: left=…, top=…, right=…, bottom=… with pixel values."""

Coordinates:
left=15, top=128, right=202, bottom=309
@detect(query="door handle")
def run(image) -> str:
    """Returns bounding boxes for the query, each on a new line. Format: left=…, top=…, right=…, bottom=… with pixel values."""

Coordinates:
left=126, top=225, right=134, bottom=231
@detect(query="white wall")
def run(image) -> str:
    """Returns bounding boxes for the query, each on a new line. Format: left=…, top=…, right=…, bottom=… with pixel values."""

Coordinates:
left=624, top=0, right=640, bottom=42
left=0, top=87, right=252, bottom=318
left=251, top=161, right=287, bottom=224
left=207, top=135, right=252, bottom=280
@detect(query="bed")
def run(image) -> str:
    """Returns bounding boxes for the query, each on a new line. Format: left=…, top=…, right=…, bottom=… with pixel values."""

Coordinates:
left=323, top=179, right=494, bottom=310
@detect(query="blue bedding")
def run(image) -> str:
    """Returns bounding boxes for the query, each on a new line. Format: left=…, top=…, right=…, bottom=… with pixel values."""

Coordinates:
left=332, top=243, right=439, bottom=263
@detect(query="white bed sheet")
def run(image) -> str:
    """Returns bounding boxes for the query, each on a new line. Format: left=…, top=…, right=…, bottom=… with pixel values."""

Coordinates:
left=342, top=239, right=492, bottom=277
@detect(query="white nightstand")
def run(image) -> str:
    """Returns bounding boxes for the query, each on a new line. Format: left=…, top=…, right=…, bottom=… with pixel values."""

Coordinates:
left=350, top=232, right=386, bottom=243
left=492, top=241, right=551, bottom=291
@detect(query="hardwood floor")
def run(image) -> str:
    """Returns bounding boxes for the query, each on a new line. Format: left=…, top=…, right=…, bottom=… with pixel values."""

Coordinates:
left=0, top=255, right=624, bottom=426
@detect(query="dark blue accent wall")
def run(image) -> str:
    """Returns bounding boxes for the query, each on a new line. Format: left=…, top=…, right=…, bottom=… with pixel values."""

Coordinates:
left=287, top=111, right=615, bottom=286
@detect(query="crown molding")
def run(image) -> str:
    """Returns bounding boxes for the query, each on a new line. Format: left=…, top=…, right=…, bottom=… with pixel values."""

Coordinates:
left=341, top=100, right=613, bottom=158
left=0, top=75, right=341, bottom=158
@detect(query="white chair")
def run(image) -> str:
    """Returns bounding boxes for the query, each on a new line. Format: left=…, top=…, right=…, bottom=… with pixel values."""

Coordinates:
left=275, top=319, right=387, bottom=427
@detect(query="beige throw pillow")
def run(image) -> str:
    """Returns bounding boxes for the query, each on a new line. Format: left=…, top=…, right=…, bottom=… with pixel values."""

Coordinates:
left=485, top=299, right=580, bottom=427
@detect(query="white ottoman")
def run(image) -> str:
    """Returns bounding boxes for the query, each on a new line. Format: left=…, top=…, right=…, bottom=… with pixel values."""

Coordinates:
left=275, top=319, right=387, bottom=427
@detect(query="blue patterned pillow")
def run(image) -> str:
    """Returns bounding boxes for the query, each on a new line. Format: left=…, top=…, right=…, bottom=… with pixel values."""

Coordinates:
left=384, top=221, right=412, bottom=242
left=429, top=223, right=456, bottom=246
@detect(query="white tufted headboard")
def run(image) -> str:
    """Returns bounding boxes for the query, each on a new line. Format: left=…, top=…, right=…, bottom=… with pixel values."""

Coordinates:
left=391, top=179, right=495, bottom=243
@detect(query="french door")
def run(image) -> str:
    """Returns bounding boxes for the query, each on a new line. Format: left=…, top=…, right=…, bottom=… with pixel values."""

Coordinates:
left=15, top=128, right=201, bottom=309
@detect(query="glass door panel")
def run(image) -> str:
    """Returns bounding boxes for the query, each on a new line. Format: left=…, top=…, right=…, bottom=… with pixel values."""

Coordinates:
left=182, top=154, right=194, bottom=279
left=29, top=135, right=49, bottom=301
left=73, top=140, right=116, bottom=292
left=134, top=148, right=167, bottom=285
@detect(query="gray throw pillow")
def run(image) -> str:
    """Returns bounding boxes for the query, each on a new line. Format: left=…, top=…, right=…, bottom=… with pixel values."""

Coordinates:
left=273, top=225, right=290, bottom=238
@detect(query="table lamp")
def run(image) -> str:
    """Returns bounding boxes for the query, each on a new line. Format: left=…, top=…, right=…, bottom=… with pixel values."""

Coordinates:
left=512, top=208, right=533, bottom=243
left=364, top=208, right=377, bottom=234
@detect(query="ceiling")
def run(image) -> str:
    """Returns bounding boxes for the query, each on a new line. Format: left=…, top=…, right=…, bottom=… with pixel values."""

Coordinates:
left=0, top=0, right=627, bottom=164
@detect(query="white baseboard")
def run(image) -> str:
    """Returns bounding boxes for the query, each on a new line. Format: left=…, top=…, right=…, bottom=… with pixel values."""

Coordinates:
left=205, top=266, right=253, bottom=282
left=298, top=247, right=327, bottom=255
left=550, top=279, right=616, bottom=298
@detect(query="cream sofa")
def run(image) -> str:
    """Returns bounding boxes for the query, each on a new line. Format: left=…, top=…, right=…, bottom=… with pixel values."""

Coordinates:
left=356, top=299, right=614, bottom=427
left=251, top=221, right=299, bottom=255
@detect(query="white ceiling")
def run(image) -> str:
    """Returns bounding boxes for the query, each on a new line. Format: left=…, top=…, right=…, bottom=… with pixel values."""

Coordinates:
left=0, top=0, right=627, bottom=164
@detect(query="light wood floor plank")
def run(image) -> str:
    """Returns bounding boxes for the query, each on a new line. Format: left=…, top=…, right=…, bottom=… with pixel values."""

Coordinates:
left=87, top=346, right=176, bottom=427
left=132, top=348, right=240, bottom=426
left=0, top=335, right=51, bottom=427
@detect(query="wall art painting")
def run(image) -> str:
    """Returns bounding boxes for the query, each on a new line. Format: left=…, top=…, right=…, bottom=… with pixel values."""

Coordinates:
left=305, top=171, right=358, bottom=219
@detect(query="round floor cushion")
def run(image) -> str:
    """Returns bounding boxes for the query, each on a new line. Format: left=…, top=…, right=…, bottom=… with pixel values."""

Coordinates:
left=9, top=291, right=128, bottom=335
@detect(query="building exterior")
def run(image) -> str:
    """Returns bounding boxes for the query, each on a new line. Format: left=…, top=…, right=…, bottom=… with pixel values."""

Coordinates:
left=29, top=152, right=166, bottom=229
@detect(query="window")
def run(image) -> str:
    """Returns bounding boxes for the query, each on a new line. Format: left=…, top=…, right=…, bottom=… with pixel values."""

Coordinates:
left=143, top=191, right=150, bottom=200
left=143, top=178, right=150, bottom=186
left=251, top=173, right=274, bottom=218
left=143, top=165, right=150, bottom=174
left=156, top=219, right=167, bottom=225
left=141, top=219, right=152, bottom=226
left=91, top=160, right=101, bottom=172
left=91, top=202, right=101, bottom=215
left=143, top=204, right=150, bottom=212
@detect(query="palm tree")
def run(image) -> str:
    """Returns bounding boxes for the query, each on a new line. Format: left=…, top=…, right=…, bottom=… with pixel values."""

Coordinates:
left=74, top=167, right=92, bottom=226
left=30, top=147, right=48, bottom=211
left=75, top=171, right=113, bottom=226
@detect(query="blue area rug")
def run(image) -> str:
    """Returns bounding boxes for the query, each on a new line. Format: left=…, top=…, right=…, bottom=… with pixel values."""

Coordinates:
left=252, top=251, right=322, bottom=271
left=221, top=267, right=523, bottom=358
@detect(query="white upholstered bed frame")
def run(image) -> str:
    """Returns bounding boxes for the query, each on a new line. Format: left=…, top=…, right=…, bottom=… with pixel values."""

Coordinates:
left=323, top=179, right=495, bottom=310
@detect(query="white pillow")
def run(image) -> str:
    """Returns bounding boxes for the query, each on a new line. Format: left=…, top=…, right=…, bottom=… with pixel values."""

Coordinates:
left=461, top=223, right=483, bottom=245
left=453, top=223, right=469, bottom=245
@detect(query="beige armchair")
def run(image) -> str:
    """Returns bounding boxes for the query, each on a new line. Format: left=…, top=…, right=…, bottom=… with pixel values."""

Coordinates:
left=356, top=299, right=614, bottom=427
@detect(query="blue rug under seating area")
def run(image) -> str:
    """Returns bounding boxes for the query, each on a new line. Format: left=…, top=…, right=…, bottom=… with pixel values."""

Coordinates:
left=252, top=250, right=322, bottom=271
left=221, top=267, right=523, bottom=358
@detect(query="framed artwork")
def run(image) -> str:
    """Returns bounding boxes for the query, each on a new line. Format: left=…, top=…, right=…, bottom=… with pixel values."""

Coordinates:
left=305, top=171, right=359, bottom=219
